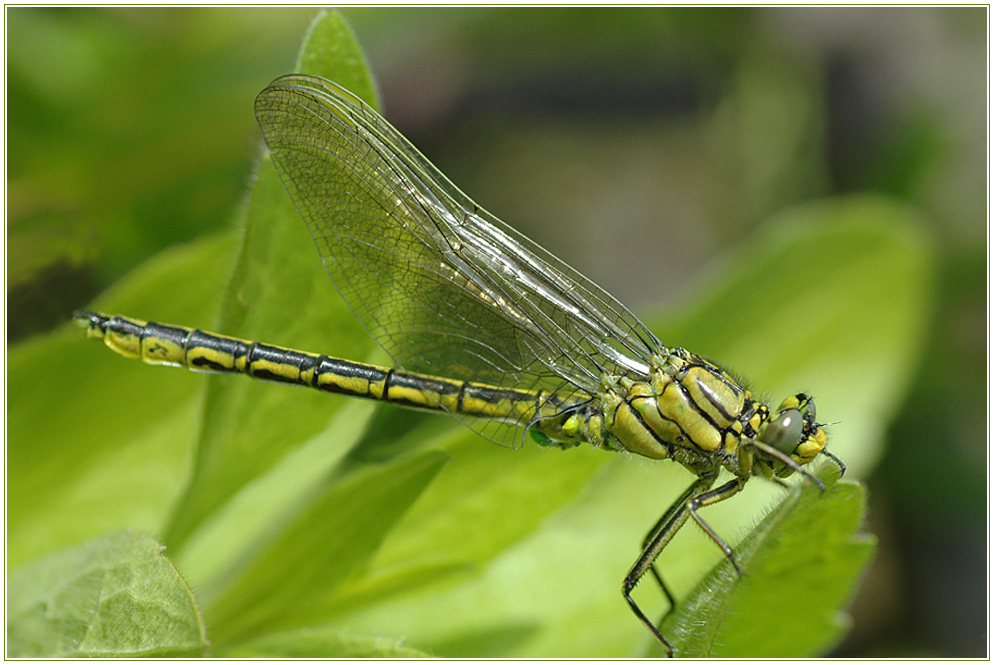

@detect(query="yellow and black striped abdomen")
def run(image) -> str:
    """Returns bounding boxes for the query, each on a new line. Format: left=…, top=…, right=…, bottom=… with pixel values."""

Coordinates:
left=73, top=310, right=556, bottom=427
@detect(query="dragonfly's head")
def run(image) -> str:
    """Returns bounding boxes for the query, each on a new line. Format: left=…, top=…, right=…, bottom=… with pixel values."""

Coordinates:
left=756, top=393, right=827, bottom=478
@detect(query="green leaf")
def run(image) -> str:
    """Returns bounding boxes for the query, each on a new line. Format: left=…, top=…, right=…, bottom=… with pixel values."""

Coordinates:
left=7, top=531, right=207, bottom=658
left=172, top=399, right=376, bottom=607
left=7, top=233, right=235, bottom=568
left=216, top=626, right=431, bottom=658
left=662, top=466, right=874, bottom=657
left=295, top=8, right=380, bottom=109
left=162, top=8, right=380, bottom=550
left=204, top=449, right=449, bottom=644
left=362, top=427, right=609, bottom=576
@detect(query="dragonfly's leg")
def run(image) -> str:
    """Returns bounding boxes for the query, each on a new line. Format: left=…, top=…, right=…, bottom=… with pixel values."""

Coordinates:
left=638, top=485, right=697, bottom=624
left=686, top=476, right=748, bottom=576
left=623, top=473, right=718, bottom=656
left=821, top=448, right=847, bottom=476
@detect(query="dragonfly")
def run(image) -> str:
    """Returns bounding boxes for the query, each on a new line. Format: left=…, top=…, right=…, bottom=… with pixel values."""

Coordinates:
left=75, top=73, right=844, bottom=655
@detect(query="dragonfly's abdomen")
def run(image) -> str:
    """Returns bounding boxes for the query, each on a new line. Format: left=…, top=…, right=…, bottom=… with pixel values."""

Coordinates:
left=74, top=311, right=552, bottom=423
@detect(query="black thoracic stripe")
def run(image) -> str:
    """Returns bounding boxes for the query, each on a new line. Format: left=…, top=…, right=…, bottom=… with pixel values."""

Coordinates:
left=676, top=380, right=724, bottom=434
left=693, top=369, right=739, bottom=423
left=625, top=394, right=674, bottom=450
left=632, top=392, right=705, bottom=450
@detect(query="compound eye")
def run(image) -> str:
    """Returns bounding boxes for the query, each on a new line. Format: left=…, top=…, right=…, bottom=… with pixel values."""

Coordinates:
left=762, top=408, right=804, bottom=454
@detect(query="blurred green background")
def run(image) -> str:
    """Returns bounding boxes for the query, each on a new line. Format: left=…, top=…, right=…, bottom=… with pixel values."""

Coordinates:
left=7, top=7, right=986, bottom=657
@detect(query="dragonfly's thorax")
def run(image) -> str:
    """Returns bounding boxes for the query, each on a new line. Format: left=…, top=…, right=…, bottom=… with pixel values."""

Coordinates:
left=588, top=348, right=748, bottom=470
left=565, top=348, right=830, bottom=479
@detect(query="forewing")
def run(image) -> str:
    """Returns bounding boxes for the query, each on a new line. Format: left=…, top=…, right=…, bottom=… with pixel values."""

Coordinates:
left=254, top=74, right=660, bottom=442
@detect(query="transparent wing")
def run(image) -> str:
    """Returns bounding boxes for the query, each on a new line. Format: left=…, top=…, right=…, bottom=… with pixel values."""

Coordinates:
left=254, top=74, right=662, bottom=445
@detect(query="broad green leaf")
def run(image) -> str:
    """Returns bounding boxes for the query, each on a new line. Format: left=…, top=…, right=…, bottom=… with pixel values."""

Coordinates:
left=174, top=399, right=376, bottom=606
left=7, top=531, right=207, bottom=658
left=317, top=426, right=611, bottom=637
left=216, top=626, right=431, bottom=658
left=7, top=232, right=234, bottom=568
left=664, top=466, right=874, bottom=657
left=296, top=8, right=380, bottom=109
left=205, top=449, right=449, bottom=644
left=364, top=426, right=609, bottom=573
left=163, top=8, right=380, bottom=549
